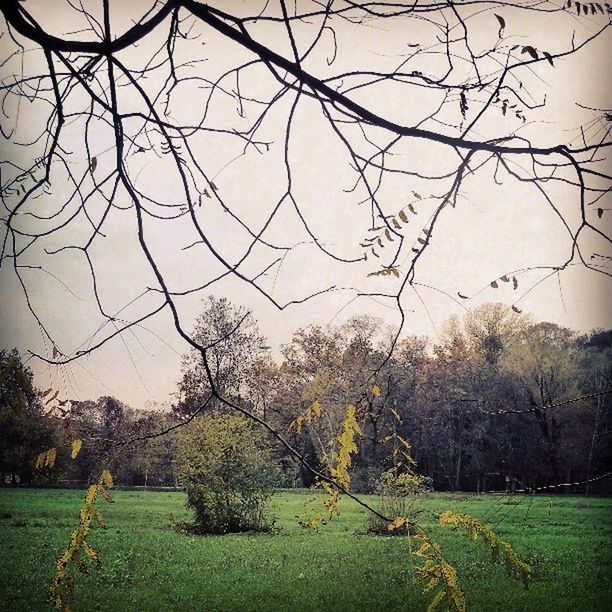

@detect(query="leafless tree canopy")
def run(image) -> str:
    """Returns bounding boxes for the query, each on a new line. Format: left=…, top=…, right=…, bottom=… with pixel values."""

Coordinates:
left=0, top=1, right=610, bottom=410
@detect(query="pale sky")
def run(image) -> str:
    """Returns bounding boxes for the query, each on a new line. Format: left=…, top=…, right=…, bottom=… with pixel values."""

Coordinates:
left=0, top=1, right=610, bottom=410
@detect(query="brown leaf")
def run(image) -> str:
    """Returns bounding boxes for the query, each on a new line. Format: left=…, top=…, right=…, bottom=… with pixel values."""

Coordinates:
left=494, top=14, right=506, bottom=31
left=408, top=203, right=417, bottom=215
left=392, top=218, right=401, bottom=229
left=385, top=229, right=394, bottom=242
left=521, top=46, right=539, bottom=61
left=90, top=157, right=97, bottom=173
left=458, top=292, right=469, bottom=300
left=512, top=305, right=522, bottom=313
left=460, top=91, right=468, bottom=119
left=399, top=210, right=409, bottom=223
left=412, top=191, right=422, bottom=200
left=597, top=208, right=603, bottom=218
left=490, top=280, right=499, bottom=288
left=210, top=181, right=218, bottom=191
left=543, top=51, right=554, bottom=66
left=371, top=247, right=379, bottom=258
left=500, top=275, right=510, bottom=282
left=512, top=276, right=518, bottom=290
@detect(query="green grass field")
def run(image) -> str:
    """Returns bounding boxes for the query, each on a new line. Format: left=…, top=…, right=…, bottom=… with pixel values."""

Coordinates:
left=1, top=488, right=610, bottom=611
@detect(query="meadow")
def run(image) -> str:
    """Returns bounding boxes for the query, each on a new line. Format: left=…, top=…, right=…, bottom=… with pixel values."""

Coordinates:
left=0, top=488, right=610, bottom=611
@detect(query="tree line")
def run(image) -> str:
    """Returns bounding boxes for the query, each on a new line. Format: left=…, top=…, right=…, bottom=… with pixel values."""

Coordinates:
left=1, top=299, right=610, bottom=494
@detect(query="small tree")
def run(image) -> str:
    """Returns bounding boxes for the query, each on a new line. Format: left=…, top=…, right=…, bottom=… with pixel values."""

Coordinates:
left=177, top=412, right=279, bottom=534
left=174, top=296, right=267, bottom=417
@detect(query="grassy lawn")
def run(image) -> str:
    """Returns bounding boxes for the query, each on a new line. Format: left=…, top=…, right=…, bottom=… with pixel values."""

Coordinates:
left=1, top=488, right=610, bottom=611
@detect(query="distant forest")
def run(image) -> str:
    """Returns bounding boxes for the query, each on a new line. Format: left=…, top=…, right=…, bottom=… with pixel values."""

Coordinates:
left=2, top=301, right=610, bottom=494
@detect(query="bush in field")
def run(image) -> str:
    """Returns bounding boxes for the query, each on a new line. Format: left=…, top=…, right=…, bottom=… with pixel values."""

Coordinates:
left=367, top=471, right=432, bottom=535
left=177, top=412, right=279, bottom=534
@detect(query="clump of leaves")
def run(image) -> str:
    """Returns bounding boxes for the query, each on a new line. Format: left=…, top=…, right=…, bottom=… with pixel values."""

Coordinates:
left=51, top=469, right=114, bottom=610
left=439, top=511, right=533, bottom=587
left=414, top=532, right=467, bottom=612
left=289, top=398, right=322, bottom=434
left=297, top=403, right=361, bottom=529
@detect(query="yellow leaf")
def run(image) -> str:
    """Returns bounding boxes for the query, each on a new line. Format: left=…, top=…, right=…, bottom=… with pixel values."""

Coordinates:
left=415, top=542, right=431, bottom=558
left=35, top=452, right=46, bottom=470
left=92, top=508, right=105, bottom=528
left=427, top=588, right=447, bottom=612
left=70, top=439, right=83, bottom=460
left=98, top=487, right=113, bottom=503
left=100, top=469, right=113, bottom=488
left=45, top=448, right=57, bottom=468
left=396, top=434, right=412, bottom=449
left=372, top=385, right=381, bottom=398
left=82, top=542, right=98, bottom=562
left=312, top=399, right=321, bottom=418
left=84, top=485, right=98, bottom=506
left=388, top=516, right=407, bottom=531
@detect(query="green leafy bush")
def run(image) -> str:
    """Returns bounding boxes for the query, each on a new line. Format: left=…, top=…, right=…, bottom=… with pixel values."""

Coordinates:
left=177, top=412, right=280, bottom=534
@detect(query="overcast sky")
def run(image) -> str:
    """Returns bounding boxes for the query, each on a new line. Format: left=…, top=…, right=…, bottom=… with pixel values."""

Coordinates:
left=0, top=1, right=610, bottom=410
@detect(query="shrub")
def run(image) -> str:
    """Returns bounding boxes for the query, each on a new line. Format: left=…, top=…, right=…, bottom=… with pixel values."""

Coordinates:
left=367, top=471, right=432, bottom=535
left=176, top=412, right=280, bottom=534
